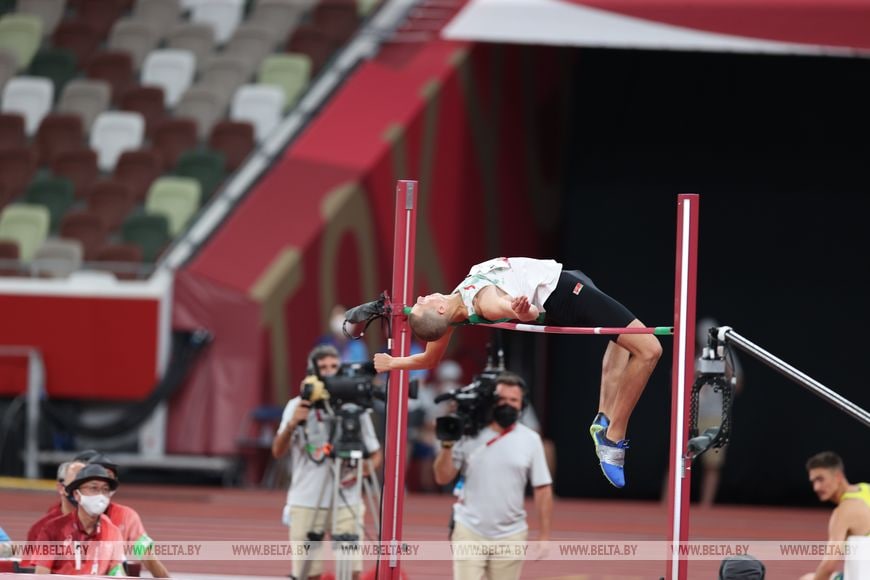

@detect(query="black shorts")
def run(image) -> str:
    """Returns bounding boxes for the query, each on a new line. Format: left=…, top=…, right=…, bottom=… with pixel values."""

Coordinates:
left=542, top=270, right=636, bottom=340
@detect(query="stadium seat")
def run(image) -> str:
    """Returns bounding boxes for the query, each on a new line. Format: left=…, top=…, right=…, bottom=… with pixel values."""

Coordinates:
left=225, top=24, right=277, bottom=72
left=230, top=84, right=284, bottom=142
left=286, top=25, right=336, bottom=76
left=200, top=55, right=251, bottom=98
left=152, top=118, right=197, bottom=168
left=108, top=19, right=162, bottom=71
left=132, top=0, right=180, bottom=35
left=52, top=20, right=102, bottom=65
left=57, top=79, right=111, bottom=133
left=175, top=85, right=224, bottom=139
left=86, top=179, right=134, bottom=231
left=0, top=147, right=37, bottom=203
left=259, top=53, right=311, bottom=110
left=119, top=85, right=166, bottom=137
left=87, top=51, right=135, bottom=102
left=113, top=149, right=162, bottom=201
left=314, top=1, right=359, bottom=46
left=0, top=203, right=50, bottom=261
left=74, top=0, right=129, bottom=37
left=59, top=208, right=106, bottom=259
left=0, top=13, right=43, bottom=69
left=31, top=237, right=83, bottom=278
left=248, top=0, right=306, bottom=42
left=94, top=242, right=143, bottom=279
left=1, top=76, right=53, bottom=135
left=27, top=48, right=77, bottom=94
left=190, top=0, right=244, bottom=45
left=51, top=149, right=99, bottom=195
left=0, top=48, right=17, bottom=92
left=141, top=49, right=196, bottom=107
left=174, top=149, right=225, bottom=198
left=17, top=0, right=66, bottom=37
left=0, top=239, right=21, bottom=275
left=166, top=23, right=215, bottom=72
left=121, top=212, right=169, bottom=261
left=24, top=176, right=74, bottom=231
left=0, top=113, right=25, bottom=150
left=145, top=176, right=201, bottom=235
left=208, top=120, right=254, bottom=171
left=34, top=113, right=84, bottom=165
left=90, top=111, right=145, bottom=171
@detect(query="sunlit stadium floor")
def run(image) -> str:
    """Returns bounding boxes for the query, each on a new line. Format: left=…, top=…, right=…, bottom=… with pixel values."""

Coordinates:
left=1, top=483, right=829, bottom=579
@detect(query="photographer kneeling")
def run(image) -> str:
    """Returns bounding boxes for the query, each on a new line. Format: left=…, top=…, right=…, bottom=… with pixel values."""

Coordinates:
left=434, top=372, right=553, bottom=580
left=272, top=345, right=383, bottom=580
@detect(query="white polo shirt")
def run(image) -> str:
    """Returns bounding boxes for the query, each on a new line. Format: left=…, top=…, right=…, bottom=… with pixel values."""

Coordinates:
left=277, top=396, right=380, bottom=508
left=451, top=423, right=552, bottom=538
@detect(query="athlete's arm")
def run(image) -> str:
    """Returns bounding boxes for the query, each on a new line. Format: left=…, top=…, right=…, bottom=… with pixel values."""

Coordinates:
left=374, top=328, right=454, bottom=372
left=807, top=506, right=850, bottom=580
left=477, top=289, right=539, bottom=322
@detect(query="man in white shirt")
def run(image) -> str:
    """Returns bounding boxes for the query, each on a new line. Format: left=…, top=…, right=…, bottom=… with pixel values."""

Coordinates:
left=273, top=345, right=383, bottom=580
left=375, top=257, right=662, bottom=488
left=433, top=371, right=553, bottom=580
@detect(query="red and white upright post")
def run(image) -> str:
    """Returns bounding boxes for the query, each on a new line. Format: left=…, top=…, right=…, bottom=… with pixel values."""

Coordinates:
left=378, top=180, right=418, bottom=579
left=666, top=193, right=700, bottom=580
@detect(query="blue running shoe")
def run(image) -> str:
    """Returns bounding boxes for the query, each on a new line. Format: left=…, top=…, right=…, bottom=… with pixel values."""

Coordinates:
left=589, top=413, right=628, bottom=488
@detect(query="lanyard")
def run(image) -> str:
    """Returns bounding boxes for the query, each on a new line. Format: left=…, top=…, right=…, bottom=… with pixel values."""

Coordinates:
left=486, top=424, right=515, bottom=446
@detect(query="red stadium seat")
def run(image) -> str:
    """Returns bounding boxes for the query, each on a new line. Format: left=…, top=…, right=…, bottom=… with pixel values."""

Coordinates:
left=35, top=113, right=85, bottom=166
left=119, top=86, right=166, bottom=137
left=113, top=149, right=163, bottom=202
left=59, top=209, right=107, bottom=260
left=51, top=149, right=99, bottom=197
left=52, top=20, right=103, bottom=65
left=152, top=118, right=198, bottom=169
left=87, top=51, right=135, bottom=103
left=208, top=120, right=254, bottom=172
left=86, top=179, right=135, bottom=231
left=0, top=113, right=26, bottom=151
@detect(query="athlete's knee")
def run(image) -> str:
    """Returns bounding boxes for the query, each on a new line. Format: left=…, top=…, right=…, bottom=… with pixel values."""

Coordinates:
left=639, top=336, right=662, bottom=363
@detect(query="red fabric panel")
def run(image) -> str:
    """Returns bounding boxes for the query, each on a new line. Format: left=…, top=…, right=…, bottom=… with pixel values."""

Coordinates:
left=569, top=0, right=870, bottom=51
left=167, top=269, right=264, bottom=455
left=0, top=295, right=158, bottom=400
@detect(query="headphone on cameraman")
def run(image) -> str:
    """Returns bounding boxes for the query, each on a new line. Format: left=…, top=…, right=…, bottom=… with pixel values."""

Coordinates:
left=494, top=371, right=530, bottom=411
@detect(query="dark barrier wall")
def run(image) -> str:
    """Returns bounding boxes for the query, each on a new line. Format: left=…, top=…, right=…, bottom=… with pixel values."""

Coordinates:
left=550, top=49, right=870, bottom=504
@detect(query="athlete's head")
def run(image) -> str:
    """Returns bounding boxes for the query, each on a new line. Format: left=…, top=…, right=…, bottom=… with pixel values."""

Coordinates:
left=408, top=293, right=450, bottom=342
left=806, top=451, right=847, bottom=503
left=409, top=294, right=451, bottom=342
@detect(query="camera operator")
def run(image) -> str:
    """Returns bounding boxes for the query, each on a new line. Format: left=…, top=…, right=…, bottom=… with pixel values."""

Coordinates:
left=434, top=371, right=553, bottom=580
left=272, top=344, right=383, bottom=580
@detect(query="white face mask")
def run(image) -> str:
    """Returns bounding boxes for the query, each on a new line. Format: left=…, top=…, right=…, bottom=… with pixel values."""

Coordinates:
left=77, top=492, right=110, bottom=516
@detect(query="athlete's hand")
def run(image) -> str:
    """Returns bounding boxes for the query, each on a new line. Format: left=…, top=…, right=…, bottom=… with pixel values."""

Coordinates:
left=511, top=296, right=538, bottom=322
left=374, top=352, right=393, bottom=373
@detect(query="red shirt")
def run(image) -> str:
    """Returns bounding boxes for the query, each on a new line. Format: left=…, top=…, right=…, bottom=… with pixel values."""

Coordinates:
left=32, top=511, right=125, bottom=576
left=26, top=503, right=62, bottom=542
left=106, top=502, right=153, bottom=550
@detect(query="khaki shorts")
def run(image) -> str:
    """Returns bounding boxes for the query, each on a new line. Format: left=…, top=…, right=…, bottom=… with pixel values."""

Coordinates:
left=450, top=520, right=528, bottom=580
left=289, top=505, right=364, bottom=577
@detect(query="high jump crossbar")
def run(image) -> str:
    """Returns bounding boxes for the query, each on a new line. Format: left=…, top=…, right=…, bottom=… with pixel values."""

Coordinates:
left=380, top=184, right=699, bottom=580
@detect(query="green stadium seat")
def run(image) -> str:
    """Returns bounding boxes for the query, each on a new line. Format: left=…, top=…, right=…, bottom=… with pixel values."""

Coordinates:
left=144, top=176, right=201, bottom=236
left=121, top=213, right=170, bottom=262
left=23, top=176, right=74, bottom=232
left=28, top=48, right=78, bottom=94
left=0, top=203, right=50, bottom=261
left=258, top=53, right=311, bottom=110
left=174, top=149, right=225, bottom=199
left=0, top=14, right=43, bottom=70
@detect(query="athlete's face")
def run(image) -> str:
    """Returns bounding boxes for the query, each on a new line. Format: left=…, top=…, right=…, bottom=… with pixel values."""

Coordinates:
left=808, top=467, right=843, bottom=502
left=410, top=293, right=448, bottom=316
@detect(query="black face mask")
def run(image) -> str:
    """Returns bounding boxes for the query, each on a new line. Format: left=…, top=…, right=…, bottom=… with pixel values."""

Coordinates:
left=493, top=404, right=519, bottom=429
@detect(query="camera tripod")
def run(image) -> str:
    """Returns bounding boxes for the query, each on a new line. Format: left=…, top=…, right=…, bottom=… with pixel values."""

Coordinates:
left=297, top=408, right=382, bottom=580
